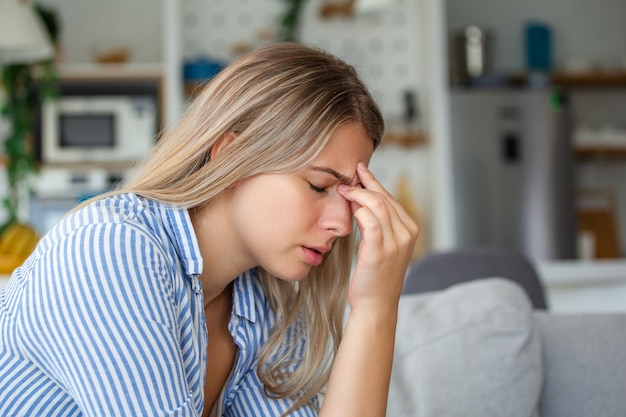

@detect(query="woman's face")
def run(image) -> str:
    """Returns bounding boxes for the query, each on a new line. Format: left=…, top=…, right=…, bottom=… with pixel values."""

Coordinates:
left=226, top=121, right=374, bottom=281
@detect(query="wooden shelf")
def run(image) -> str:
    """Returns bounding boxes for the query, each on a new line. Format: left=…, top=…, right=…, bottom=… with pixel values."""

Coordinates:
left=56, top=63, right=163, bottom=80
left=575, top=146, right=626, bottom=159
left=382, top=131, right=428, bottom=147
left=551, top=71, right=626, bottom=88
left=319, top=1, right=355, bottom=18
left=474, top=71, right=626, bottom=89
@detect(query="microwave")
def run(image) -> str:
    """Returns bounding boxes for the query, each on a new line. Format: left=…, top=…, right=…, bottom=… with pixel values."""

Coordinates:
left=41, top=95, right=157, bottom=164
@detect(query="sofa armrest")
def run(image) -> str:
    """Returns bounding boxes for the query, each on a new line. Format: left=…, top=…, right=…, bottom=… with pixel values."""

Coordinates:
left=534, top=312, right=626, bottom=417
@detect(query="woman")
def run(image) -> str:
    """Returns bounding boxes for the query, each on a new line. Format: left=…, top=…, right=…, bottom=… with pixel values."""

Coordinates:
left=0, top=43, right=418, bottom=416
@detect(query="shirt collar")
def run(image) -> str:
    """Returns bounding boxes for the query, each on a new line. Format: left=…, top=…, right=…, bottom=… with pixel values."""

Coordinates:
left=232, top=269, right=266, bottom=324
left=152, top=200, right=204, bottom=278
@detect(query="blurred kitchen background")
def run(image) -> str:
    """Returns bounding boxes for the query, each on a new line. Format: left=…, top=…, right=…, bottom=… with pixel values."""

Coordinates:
left=2, top=0, right=626, bottom=310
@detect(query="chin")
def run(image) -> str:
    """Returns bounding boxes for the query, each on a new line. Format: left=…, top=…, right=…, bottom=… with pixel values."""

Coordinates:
left=264, top=264, right=311, bottom=282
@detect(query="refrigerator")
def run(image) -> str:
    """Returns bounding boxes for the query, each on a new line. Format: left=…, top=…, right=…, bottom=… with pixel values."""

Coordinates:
left=449, top=88, right=577, bottom=261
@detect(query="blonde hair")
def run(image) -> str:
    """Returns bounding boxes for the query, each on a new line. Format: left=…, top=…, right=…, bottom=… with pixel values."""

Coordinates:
left=119, top=42, right=383, bottom=412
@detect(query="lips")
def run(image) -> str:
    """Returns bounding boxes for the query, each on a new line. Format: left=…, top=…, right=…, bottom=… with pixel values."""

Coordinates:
left=302, top=246, right=328, bottom=266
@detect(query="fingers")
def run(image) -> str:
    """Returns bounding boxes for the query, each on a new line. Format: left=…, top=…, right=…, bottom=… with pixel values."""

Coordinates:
left=338, top=164, right=419, bottom=263
left=338, top=181, right=394, bottom=244
left=354, top=163, right=416, bottom=230
left=339, top=164, right=419, bottom=312
left=340, top=164, right=417, bottom=238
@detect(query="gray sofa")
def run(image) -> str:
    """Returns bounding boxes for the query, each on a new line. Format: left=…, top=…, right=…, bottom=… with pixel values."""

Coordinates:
left=387, top=278, right=626, bottom=417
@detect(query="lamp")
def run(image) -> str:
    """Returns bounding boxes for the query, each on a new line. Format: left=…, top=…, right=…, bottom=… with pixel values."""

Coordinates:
left=0, top=0, right=53, bottom=64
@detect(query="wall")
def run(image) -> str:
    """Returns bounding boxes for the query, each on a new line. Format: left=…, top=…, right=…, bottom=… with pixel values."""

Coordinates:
left=180, top=0, right=426, bottom=125
left=38, top=0, right=162, bottom=64
left=447, top=0, right=626, bottom=73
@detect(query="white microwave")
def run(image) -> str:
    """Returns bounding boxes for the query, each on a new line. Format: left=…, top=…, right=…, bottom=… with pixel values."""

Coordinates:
left=41, top=95, right=157, bottom=164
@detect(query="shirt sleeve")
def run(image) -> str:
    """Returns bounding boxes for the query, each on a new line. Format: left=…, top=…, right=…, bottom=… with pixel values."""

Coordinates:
left=17, top=221, right=200, bottom=416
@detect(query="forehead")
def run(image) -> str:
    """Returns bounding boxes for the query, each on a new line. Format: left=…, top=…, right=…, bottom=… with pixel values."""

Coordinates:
left=309, top=122, right=374, bottom=183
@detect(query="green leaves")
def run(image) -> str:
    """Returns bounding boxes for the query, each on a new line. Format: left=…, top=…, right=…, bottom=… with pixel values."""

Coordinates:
left=1, top=63, right=39, bottom=225
left=0, top=3, right=59, bottom=227
left=279, top=0, right=306, bottom=42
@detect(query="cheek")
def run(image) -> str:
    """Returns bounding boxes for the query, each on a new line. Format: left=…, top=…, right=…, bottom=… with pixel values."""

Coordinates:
left=265, top=192, right=317, bottom=227
left=265, top=193, right=321, bottom=236
left=235, top=179, right=312, bottom=226
left=231, top=175, right=326, bottom=238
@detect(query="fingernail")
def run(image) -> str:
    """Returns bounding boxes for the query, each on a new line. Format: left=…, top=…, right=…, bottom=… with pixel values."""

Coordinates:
left=358, top=162, right=368, bottom=172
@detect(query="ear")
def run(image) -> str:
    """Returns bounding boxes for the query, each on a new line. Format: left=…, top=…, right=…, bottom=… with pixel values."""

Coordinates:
left=210, top=131, right=238, bottom=160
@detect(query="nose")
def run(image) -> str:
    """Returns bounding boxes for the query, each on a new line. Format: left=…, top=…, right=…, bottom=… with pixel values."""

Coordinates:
left=321, top=193, right=353, bottom=237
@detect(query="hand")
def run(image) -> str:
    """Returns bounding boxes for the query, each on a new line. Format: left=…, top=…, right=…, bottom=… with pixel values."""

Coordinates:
left=338, top=163, right=419, bottom=315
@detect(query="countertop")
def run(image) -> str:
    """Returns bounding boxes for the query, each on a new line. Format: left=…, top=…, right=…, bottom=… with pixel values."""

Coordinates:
left=537, top=259, right=626, bottom=287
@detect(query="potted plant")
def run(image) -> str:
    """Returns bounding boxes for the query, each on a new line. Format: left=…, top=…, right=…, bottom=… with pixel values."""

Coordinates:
left=0, top=2, right=60, bottom=272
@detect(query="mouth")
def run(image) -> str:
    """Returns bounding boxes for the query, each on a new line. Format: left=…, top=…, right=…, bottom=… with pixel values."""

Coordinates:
left=301, top=246, right=328, bottom=267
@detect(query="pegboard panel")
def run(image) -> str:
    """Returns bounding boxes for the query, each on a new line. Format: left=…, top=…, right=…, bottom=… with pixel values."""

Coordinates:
left=300, top=0, right=425, bottom=122
left=180, top=0, right=426, bottom=122
left=181, top=0, right=283, bottom=62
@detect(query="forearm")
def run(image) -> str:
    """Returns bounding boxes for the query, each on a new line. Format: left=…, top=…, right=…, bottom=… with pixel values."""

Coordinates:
left=319, top=163, right=418, bottom=416
left=319, top=307, right=398, bottom=417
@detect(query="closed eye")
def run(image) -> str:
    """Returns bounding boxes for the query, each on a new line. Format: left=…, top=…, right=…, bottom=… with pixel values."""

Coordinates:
left=308, top=182, right=327, bottom=193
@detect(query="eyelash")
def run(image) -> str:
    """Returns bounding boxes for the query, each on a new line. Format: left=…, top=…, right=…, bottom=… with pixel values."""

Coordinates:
left=308, top=182, right=327, bottom=193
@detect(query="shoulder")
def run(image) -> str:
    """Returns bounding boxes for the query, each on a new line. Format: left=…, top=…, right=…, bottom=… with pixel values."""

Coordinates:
left=24, top=194, right=186, bottom=301
left=38, top=193, right=169, bottom=257
left=13, top=196, right=192, bottom=335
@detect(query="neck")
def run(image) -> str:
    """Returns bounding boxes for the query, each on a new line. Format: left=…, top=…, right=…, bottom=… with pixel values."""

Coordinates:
left=204, top=281, right=233, bottom=313
left=189, top=198, right=255, bottom=304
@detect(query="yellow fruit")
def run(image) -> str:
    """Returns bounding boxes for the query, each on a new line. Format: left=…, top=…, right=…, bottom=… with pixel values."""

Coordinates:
left=0, top=223, right=26, bottom=254
left=0, top=253, right=24, bottom=274
left=12, top=226, right=39, bottom=258
left=23, top=231, right=39, bottom=258
left=0, top=223, right=40, bottom=266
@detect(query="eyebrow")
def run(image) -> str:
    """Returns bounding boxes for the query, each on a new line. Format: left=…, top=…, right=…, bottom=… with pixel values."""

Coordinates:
left=311, top=166, right=353, bottom=184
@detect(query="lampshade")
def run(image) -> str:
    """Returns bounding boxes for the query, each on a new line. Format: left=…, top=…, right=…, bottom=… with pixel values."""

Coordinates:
left=0, top=0, right=54, bottom=64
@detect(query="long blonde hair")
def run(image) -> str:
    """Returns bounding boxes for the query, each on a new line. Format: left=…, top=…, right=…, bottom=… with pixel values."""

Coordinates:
left=119, top=42, right=383, bottom=411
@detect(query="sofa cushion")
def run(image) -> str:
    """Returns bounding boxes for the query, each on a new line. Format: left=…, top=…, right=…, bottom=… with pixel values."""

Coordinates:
left=387, top=278, right=542, bottom=417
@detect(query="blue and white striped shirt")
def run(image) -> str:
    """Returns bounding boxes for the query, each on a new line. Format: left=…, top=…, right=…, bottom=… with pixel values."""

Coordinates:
left=0, top=193, right=320, bottom=416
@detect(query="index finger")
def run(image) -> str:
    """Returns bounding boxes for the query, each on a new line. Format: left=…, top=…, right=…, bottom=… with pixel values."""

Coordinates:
left=355, top=163, right=417, bottom=225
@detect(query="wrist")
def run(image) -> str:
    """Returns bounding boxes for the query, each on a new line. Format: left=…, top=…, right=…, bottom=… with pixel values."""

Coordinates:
left=347, top=302, right=399, bottom=330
